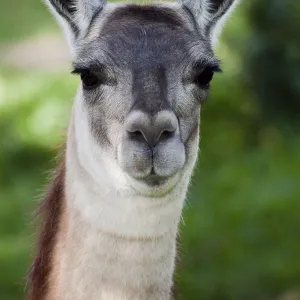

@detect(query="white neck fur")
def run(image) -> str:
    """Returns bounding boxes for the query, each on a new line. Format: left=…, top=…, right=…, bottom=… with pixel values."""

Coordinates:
left=49, top=95, right=198, bottom=300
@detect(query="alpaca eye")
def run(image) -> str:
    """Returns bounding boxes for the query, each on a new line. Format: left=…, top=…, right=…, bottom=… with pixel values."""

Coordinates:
left=80, top=71, right=101, bottom=89
left=193, top=67, right=215, bottom=88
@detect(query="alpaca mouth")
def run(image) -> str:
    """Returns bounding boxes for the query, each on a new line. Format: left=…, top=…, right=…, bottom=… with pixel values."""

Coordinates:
left=129, top=171, right=180, bottom=197
left=118, top=135, right=186, bottom=181
left=141, top=173, right=169, bottom=186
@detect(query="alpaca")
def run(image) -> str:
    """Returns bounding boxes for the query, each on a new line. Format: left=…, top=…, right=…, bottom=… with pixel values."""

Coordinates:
left=26, top=0, right=239, bottom=299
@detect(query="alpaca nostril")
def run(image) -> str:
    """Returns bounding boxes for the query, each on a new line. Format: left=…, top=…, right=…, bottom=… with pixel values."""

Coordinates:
left=128, top=130, right=145, bottom=142
left=158, top=129, right=175, bottom=143
left=128, top=127, right=176, bottom=148
left=125, top=111, right=178, bottom=148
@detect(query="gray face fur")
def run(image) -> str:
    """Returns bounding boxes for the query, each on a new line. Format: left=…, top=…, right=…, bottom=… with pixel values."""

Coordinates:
left=46, top=0, right=239, bottom=192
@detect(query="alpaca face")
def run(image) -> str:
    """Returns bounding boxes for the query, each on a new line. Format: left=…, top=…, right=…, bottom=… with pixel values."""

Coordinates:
left=46, top=0, right=239, bottom=196
left=71, top=6, right=219, bottom=195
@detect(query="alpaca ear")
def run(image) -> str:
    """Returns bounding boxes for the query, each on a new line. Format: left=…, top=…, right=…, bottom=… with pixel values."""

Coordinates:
left=178, top=0, right=240, bottom=45
left=45, top=0, right=106, bottom=50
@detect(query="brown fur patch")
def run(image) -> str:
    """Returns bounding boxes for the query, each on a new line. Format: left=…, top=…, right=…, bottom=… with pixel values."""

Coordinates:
left=26, top=156, right=65, bottom=300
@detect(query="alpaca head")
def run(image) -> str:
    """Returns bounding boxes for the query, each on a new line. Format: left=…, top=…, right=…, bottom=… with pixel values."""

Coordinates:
left=46, top=0, right=239, bottom=197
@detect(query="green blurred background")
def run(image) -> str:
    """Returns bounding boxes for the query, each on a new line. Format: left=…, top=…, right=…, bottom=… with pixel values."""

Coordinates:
left=0, top=0, right=299, bottom=299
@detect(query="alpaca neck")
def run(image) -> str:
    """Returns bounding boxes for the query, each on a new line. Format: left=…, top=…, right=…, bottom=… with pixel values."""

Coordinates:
left=47, top=117, right=190, bottom=300
left=50, top=206, right=177, bottom=300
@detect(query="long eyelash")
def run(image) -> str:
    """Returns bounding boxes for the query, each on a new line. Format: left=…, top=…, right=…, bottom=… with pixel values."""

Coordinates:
left=193, top=60, right=223, bottom=73
left=71, top=68, right=88, bottom=75
left=71, top=61, right=106, bottom=75
left=212, top=66, right=223, bottom=73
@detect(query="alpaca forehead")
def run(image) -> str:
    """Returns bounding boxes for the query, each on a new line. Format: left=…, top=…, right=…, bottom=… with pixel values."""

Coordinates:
left=75, top=4, right=216, bottom=71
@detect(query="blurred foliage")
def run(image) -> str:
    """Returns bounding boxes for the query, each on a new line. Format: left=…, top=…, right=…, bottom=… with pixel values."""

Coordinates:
left=0, top=0, right=55, bottom=42
left=0, top=0, right=299, bottom=300
left=244, top=0, right=300, bottom=125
